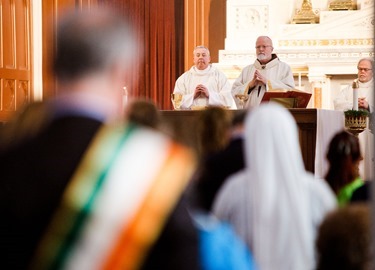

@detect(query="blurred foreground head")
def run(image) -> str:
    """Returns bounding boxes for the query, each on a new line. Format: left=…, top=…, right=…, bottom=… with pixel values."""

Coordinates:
left=52, top=8, right=138, bottom=122
left=125, top=98, right=161, bottom=129
left=316, top=204, right=372, bottom=270
left=325, top=130, right=362, bottom=194
left=54, top=8, right=136, bottom=83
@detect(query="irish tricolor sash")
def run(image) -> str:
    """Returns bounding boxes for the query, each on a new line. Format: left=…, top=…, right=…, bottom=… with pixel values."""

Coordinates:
left=31, top=123, right=196, bottom=270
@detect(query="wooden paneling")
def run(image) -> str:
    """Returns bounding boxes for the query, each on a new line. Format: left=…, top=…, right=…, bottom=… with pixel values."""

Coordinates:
left=184, top=0, right=210, bottom=71
left=208, top=0, right=226, bottom=63
left=0, top=0, right=32, bottom=122
left=183, top=0, right=226, bottom=67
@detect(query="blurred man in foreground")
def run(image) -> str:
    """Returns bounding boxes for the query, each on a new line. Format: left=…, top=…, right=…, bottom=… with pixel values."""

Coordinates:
left=0, top=8, right=200, bottom=269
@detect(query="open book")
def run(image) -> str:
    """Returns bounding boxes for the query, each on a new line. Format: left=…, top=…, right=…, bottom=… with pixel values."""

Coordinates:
left=261, top=89, right=312, bottom=108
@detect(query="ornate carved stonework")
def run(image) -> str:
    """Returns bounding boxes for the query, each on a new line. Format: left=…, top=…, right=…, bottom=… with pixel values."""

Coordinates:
left=218, top=0, right=374, bottom=109
left=292, top=0, right=319, bottom=24
left=4, top=79, right=15, bottom=111
left=231, top=5, right=268, bottom=35
left=329, top=0, right=357, bottom=10
left=18, top=80, right=29, bottom=108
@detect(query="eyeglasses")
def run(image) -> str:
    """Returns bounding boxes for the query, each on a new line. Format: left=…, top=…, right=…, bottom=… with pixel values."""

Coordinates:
left=255, top=45, right=272, bottom=50
left=357, top=67, right=372, bottom=72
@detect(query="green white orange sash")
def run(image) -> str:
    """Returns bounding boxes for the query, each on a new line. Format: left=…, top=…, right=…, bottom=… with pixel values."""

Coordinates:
left=31, top=123, right=196, bottom=270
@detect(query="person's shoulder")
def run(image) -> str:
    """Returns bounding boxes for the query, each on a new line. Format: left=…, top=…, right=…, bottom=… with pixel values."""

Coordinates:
left=308, top=177, right=337, bottom=208
left=175, top=69, right=192, bottom=82
left=235, top=65, right=253, bottom=76
left=208, top=138, right=243, bottom=163
left=193, top=213, right=256, bottom=270
left=216, top=170, right=247, bottom=198
left=278, top=58, right=292, bottom=68
left=211, top=65, right=226, bottom=75
left=242, top=64, right=253, bottom=70
left=212, top=170, right=246, bottom=215
left=351, top=181, right=372, bottom=203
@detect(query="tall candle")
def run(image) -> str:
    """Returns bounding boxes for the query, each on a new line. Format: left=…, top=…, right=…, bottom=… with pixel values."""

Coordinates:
left=352, top=79, right=359, bottom=110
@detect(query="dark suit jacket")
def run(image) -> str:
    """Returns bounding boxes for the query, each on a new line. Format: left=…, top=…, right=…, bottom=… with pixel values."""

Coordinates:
left=0, top=115, right=199, bottom=269
left=193, top=137, right=245, bottom=212
left=0, top=116, right=102, bottom=269
left=351, top=181, right=372, bottom=203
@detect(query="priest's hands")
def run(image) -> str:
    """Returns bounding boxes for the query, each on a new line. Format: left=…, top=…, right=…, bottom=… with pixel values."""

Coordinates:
left=194, top=84, right=209, bottom=99
left=254, top=70, right=267, bottom=85
left=358, top=97, right=369, bottom=110
left=248, top=70, right=267, bottom=89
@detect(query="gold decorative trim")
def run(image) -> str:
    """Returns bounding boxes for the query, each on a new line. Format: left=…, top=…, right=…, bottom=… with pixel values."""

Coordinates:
left=292, top=0, right=319, bottom=24
left=278, top=38, right=374, bottom=47
left=328, top=0, right=357, bottom=11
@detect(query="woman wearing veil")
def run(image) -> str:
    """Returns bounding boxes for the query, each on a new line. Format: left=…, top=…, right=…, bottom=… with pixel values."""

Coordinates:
left=213, top=103, right=336, bottom=270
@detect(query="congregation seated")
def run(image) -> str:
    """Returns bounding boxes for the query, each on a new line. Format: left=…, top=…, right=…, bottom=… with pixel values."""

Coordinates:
left=191, top=110, right=246, bottom=212
left=187, top=106, right=232, bottom=209
left=213, top=102, right=336, bottom=270
left=195, top=106, right=232, bottom=160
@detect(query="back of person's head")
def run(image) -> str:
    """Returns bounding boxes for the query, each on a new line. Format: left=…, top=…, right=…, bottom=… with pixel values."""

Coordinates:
left=229, top=110, right=247, bottom=137
left=125, top=98, right=161, bottom=129
left=54, top=8, right=136, bottom=83
left=231, top=110, right=247, bottom=128
left=245, top=102, right=304, bottom=174
left=325, top=130, right=361, bottom=194
left=196, top=106, right=232, bottom=158
left=316, top=204, right=372, bottom=270
left=244, top=103, right=325, bottom=270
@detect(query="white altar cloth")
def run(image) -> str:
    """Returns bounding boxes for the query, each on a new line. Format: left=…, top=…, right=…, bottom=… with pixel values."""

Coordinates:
left=315, top=109, right=345, bottom=179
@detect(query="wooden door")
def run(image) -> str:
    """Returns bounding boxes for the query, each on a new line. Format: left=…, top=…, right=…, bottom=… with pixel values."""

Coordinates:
left=0, top=0, right=32, bottom=122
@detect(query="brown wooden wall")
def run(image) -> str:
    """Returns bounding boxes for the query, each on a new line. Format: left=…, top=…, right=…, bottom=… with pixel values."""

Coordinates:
left=0, top=0, right=32, bottom=122
left=184, top=0, right=226, bottom=69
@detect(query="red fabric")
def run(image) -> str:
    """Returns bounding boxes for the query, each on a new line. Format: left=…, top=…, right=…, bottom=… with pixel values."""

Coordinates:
left=98, top=0, right=184, bottom=110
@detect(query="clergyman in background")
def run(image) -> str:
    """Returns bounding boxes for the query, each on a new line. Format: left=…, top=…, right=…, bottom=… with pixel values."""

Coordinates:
left=231, top=36, right=295, bottom=108
left=173, top=45, right=236, bottom=110
left=334, top=57, right=374, bottom=181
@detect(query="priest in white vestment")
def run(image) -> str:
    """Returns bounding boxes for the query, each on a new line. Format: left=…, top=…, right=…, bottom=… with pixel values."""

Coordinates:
left=334, top=57, right=374, bottom=181
left=231, top=36, right=295, bottom=108
left=173, top=46, right=236, bottom=109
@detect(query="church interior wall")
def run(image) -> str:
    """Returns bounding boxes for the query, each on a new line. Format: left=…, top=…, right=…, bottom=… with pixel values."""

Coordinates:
left=216, top=0, right=374, bottom=109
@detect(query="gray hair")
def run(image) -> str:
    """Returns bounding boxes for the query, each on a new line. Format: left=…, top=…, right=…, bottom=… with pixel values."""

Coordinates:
left=193, top=45, right=210, bottom=56
left=54, top=9, right=136, bottom=82
left=358, top=57, right=374, bottom=68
